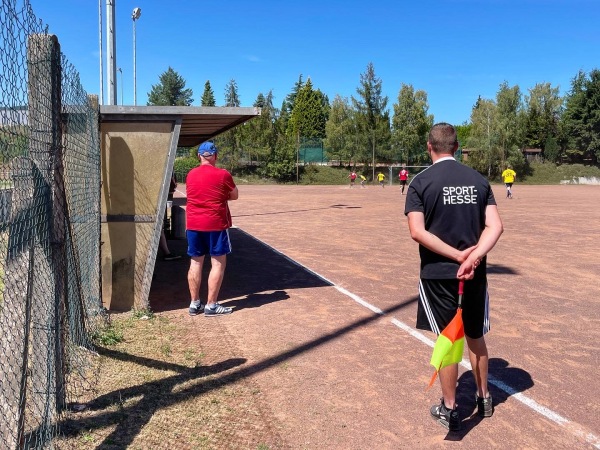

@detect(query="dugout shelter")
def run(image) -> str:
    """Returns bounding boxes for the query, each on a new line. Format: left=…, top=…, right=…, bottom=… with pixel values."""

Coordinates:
left=100, top=105, right=259, bottom=311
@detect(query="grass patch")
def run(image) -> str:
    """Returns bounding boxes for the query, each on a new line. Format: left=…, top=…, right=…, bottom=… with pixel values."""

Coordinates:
left=56, top=313, right=284, bottom=449
left=131, top=307, right=154, bottom=320
left=521, top=161, right=600, bottom=184
left=90, top=321, right=124, bottom=346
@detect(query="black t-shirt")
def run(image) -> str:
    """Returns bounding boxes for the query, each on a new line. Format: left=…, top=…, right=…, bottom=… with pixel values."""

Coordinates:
left=404, top=158, right=496, bottom=279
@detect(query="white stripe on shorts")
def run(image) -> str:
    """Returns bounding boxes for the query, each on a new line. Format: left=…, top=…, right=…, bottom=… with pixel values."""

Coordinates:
left=482, top=283, right=490, bottom=335
left=418, top=280, right=440, bottom=335
left=226, top=228, right=232, bottom=253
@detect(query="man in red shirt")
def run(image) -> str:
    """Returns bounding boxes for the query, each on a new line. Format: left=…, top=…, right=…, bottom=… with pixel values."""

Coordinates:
left=186, top=142, right=239, bottom=316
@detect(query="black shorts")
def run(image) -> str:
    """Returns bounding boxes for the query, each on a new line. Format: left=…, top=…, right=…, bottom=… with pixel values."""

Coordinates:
left=400, top=180, right=407, bottom=185
left=416, top=278, right=490, bottom=339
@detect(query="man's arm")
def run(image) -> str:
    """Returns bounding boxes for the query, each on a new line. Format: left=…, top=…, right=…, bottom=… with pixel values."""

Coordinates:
left=457, top=204, right=503, bottom=279
left=407, top=212, right=475, bottom=263
left=228, top=186, right=239, bottom=201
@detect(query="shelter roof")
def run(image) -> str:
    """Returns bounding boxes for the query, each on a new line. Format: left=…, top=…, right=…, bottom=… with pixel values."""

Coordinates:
left=100, top=105, right=260, bottom=147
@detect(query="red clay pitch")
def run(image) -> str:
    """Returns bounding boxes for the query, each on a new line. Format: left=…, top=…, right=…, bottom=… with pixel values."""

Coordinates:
left=151, top=183, right=600, bottom=449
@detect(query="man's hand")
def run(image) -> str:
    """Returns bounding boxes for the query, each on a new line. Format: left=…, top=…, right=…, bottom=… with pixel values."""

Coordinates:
left=456, top=245, right=477, bottom=264
left=457, top=253, right=481, bottom=280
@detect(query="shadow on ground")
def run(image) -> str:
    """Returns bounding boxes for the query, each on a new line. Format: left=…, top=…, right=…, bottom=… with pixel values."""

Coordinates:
left=53, top=295, right=419, bottom=449
left=443, top=357, right=533, bottom=441
left=150, top=227, right=332, bottom=313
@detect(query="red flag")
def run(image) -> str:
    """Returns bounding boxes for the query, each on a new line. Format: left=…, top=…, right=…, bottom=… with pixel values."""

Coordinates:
left=427, top=280, right=465, bottom=389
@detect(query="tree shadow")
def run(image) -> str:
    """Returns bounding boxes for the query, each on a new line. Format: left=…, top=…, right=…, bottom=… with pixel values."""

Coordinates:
left=443, top=357, right=534, bottom=441
left=52, top=295, right=419, bottom=448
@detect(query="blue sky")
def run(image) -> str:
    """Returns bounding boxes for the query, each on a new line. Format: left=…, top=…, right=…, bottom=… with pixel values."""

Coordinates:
left=28, top=0, right=600, bottom=125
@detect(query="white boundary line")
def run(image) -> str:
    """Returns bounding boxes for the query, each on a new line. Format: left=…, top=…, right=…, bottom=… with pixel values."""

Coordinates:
left=237, top=228, right=600, bottom=449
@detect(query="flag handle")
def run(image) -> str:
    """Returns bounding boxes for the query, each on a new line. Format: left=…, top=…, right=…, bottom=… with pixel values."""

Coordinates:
left=458, top=279, right=464, bottom=308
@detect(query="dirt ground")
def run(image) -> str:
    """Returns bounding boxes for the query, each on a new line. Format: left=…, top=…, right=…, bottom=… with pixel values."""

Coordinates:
left=69, top=183, right=600, bottom=449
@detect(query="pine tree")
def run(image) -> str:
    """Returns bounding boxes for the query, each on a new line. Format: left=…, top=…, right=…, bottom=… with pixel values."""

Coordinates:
left=147, top=67, right=193, bottom=106
left=352, top=63, right=391, bottom=174
left=201, top=80, right=216, bottom=106
left=288, top=78, right=329, bottom=139
left=216, top=79, right=242, bottom=171
left=224, top=79, right=240, bottom=107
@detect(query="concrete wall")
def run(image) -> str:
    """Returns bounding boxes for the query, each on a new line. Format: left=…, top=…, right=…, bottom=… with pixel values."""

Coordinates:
left=100, top=121, right=174, bottom=311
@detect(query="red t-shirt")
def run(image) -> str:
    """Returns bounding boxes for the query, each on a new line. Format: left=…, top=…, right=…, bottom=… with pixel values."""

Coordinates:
left=399, top=169, right=409, bottom=181
left=185, top=165, right=236, bottom=231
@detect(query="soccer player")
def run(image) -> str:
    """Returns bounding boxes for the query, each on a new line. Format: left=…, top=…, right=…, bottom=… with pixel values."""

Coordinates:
left=501, top=166, right=516, bottom=198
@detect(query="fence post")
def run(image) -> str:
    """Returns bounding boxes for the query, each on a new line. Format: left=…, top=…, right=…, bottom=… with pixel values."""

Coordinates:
left=29, top=31, right=68, bottom=421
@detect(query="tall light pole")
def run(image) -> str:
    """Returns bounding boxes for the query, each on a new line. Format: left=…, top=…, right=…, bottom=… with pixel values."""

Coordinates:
left=106, top=0, right=117, bottom=105
left=132, top=7, right=141, bottom=106
left=118, top=68, right=123, bottom=105
left=98, top=0, right=103, bottom=105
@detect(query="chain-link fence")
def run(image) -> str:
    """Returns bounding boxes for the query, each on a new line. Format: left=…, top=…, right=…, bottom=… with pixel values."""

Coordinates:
left=0, top=1, right=104, bottom=448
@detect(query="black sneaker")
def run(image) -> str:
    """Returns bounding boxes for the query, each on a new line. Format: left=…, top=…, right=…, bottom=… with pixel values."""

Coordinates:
left=476, top=394, right=494, bottom=417
left=188, top=301, right=204, bottom=316
left=430, top=399, right=461, bottom=431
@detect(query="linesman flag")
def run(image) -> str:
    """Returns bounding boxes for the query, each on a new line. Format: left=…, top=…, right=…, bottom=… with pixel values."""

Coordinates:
left=428, top=280, right=465, bottom=389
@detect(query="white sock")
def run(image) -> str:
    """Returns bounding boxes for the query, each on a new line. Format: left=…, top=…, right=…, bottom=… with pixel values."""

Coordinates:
left=190, top=299, right=201, bottom=307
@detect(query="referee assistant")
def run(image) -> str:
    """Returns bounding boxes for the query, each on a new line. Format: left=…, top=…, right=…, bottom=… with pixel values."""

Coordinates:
left=404, top=123, right=503, bottom=431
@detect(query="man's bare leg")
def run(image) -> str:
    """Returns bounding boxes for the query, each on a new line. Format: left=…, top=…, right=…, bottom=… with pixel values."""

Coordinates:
left=466, top=335, right=489, bottom=398
left=204, top=255, right=232, bottom=315
left=188, top=256, right=205, bottom=302
left=206, top=255, right=226, bottom=306
left=439, top=363, right=458, bottom=409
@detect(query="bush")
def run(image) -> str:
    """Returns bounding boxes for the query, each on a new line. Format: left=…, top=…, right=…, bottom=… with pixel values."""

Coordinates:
left=173, top=157, right=199, bottom=182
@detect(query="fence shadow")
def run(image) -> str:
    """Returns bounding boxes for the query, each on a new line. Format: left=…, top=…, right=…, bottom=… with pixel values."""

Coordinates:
left=149, top=227, right=332, bottom=313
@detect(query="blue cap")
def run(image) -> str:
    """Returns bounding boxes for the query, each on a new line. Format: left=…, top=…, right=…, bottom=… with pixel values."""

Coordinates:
left=198, top=141, right=218, bottom=157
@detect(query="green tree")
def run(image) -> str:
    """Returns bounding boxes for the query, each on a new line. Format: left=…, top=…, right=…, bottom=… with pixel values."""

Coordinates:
left=224, top=79, right=241, bottom=107
left=563, top=69, right=600, bottom=164
left=324, top=95, right=361, bottom=165
left=352, top=62, right=391, bottom=177
left=288, top=78, right=329, bottom=139
left=455, top=122, right=472, bottom=155
left=147, top=66, right=193, bottom=106
left=201, top=80, right=216, bottom=106
left=466, top=98, right=501, bottom=177
left=215, top=79, right=242, bottom=171
left=391, top=84, right=433, bottom=165
left=242, top=91, right=277, bottom=169
left=495, top=82, right=527, bottom=173
left=523, top=82, right=563, bottom=155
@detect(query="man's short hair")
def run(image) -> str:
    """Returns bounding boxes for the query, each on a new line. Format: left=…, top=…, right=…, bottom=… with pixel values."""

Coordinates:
left=428, top=123, right=458, bottom=154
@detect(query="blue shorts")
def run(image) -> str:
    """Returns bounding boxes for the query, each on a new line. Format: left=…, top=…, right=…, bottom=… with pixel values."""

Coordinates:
left=186, top=229, right=232, bottom=257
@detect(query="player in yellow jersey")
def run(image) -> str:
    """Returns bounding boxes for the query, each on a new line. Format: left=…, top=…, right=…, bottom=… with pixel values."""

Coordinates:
left=376, top=171, right=386, bottom=188
left=501, top=166, right=516, bottom=198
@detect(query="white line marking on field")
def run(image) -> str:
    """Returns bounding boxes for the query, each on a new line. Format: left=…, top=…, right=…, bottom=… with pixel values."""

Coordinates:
left=237, top=228, right=600, bottom=449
